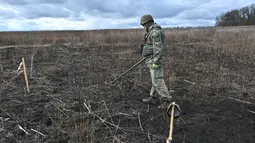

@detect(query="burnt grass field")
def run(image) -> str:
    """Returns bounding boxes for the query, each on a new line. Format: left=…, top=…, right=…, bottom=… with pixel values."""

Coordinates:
left=0, top=26, right=255, bottom=143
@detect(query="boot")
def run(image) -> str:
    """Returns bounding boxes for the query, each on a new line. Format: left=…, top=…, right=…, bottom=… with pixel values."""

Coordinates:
left=158, top=97, right=172, bottom=109
left=142, top=96, right=158, bottom=104
left=158, top=101, right=169, bottom=109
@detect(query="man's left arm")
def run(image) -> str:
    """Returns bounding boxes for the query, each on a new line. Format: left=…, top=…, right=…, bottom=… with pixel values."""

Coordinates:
left=151, top=30, right=163, bottom=65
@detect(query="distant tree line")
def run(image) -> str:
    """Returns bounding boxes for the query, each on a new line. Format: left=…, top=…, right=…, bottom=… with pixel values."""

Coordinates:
left=215, top=3, right=255, bottom=26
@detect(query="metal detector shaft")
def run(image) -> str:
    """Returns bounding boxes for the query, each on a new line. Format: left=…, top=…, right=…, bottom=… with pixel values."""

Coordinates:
left=106, top=58, right=146, bottom=84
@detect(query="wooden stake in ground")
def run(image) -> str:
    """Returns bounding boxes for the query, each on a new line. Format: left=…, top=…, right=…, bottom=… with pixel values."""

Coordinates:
left=22, top=57, right=30, bottom=93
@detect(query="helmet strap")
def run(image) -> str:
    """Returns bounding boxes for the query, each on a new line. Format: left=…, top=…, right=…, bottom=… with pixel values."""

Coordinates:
left=144, top=21, right=153, bottom=31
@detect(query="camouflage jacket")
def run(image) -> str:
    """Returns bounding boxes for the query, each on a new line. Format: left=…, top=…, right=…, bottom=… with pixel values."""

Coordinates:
left=143, top=23, right=165, bottom=66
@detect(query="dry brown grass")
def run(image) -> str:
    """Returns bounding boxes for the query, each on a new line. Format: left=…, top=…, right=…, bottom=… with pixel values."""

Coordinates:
left=0, top=29, right=144, bottom=46
left=1, top=26, right=254, bottom=52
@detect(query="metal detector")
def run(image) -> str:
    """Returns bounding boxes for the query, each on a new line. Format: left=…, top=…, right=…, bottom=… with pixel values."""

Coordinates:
left=104, top=58, right=146, bottom=85
left=166, top=102, right=181, bottom=143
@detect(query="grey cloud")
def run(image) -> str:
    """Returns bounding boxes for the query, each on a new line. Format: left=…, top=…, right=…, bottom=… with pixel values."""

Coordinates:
left=159, top=18, right=215, bottom=27
left=177, top=9, right=216, bottom=20
left=0, top=0, right=27, bottom=5
left=17, top=4, right=71, bottom=19
left=0, top=9, right=17, bottom=19
left=127, top=22, right=140, bottom=28
left=0, top=0, right=68, bottom=5
left=0, top=0, right=214, bottom=21
left=27, top=21, right=37, bottom=25
left=1, top=0, right=253, bottom=31
left=68, top=0, right=209, bottom=19
left=65, top=0, right=138, bottom=18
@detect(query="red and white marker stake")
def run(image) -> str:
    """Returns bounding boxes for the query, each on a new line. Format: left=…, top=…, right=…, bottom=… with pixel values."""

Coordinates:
left=17, top=57, right=30, bottom=93
left=17, top=62, right=24, bottom=74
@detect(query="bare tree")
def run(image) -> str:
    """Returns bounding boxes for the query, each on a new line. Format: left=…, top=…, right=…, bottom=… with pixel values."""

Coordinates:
left=215, top=3, right=255, bottom=26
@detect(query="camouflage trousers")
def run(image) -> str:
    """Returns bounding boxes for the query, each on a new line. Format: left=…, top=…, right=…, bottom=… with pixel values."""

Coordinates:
left=148, top=66, right=171, bottom=99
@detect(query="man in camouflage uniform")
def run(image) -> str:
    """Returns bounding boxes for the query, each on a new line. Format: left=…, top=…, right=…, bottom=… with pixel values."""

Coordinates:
left=140, top=14, right=172, bottom=109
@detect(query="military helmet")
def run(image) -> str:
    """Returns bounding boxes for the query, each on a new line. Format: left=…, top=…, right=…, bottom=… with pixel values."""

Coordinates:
left=140, top=14, right=154, bottom=25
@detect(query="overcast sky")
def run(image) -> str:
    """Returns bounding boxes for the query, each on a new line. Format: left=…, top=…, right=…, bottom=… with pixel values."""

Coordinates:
left=0, top=0, right=254, bottom=31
